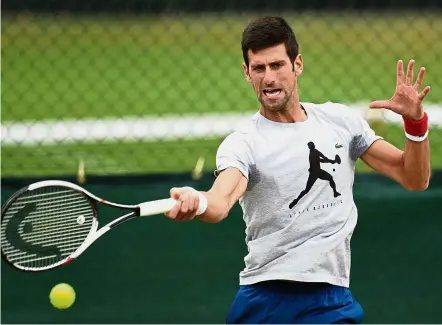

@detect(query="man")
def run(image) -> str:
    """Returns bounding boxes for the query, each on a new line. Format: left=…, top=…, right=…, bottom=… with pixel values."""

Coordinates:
left=165, top=16, right=431, bottom=324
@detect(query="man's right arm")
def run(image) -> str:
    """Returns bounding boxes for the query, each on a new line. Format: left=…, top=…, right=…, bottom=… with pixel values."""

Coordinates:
left=164, top=167, right=248, bottom=223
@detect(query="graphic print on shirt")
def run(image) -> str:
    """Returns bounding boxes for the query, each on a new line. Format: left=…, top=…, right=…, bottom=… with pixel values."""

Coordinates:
left=289, top=141, right=341, bottom=209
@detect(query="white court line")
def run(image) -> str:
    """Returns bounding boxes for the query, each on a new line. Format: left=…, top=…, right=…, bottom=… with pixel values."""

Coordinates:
left=1, top=104, right=441, bottom=146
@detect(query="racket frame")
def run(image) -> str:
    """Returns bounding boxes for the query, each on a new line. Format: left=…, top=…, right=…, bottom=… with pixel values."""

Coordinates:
left=1, top=180, right=177, bottom=272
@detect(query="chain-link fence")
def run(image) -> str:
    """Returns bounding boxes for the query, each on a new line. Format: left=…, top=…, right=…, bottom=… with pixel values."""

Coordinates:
left=2, top=3, right=441, bottom=178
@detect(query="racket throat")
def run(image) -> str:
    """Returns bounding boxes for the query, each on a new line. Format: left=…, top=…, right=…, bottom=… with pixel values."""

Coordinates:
left=63, top=257, right=75, bottom=265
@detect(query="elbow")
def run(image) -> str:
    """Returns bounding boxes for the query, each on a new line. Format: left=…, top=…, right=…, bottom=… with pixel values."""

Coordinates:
left=401, top=165, right=431, bottom=192
left=403, top=179, right=430, bottom=192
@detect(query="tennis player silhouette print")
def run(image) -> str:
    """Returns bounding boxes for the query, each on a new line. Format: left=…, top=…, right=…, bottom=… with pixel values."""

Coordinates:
left=289, top=142, right=341, bottom=209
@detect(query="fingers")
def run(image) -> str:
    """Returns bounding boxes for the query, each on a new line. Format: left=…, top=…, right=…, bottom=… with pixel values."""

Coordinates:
left=397, top=59, right=404, bottom=86
left=165, top=200, right=182, bottom=220
left=169, top=187, right=182, bottom=199
left=175, top=193, right=194, bottom=221
left=414, top=67, right=426, bottom=91
left=406, top=59, right=414, bottom=86
left=400, top=59, right=428, bottom=90
left=164, top=188, right=200, bottom=222
left=369, top=100, right=390, bottom=109
left=418, top=86, right=431, bottom=101
left=409, top=62, right=430, bottom=101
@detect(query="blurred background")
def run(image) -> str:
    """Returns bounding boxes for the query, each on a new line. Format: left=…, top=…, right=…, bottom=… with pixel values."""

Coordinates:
left=1, top=0, right=441, bottom=323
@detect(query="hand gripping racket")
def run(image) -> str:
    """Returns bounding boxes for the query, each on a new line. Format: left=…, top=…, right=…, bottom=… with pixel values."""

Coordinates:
left=1, top=180, right=204, bottom=272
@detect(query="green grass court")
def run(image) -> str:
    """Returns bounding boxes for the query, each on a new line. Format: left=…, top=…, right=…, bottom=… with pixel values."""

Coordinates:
left=2, top=12, right=441, bottom=177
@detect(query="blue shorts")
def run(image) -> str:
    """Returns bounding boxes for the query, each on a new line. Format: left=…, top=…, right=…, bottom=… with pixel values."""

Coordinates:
left=226, top=281, right=365, bottom=324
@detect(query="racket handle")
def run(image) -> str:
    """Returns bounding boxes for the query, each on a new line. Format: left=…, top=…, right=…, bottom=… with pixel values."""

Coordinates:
left=138, top=198, right=177, bottom=216
left=138, top=193, right=208, bottom=217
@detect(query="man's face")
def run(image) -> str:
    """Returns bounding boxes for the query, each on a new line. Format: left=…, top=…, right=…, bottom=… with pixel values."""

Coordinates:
left=243, top=43, right=303, bottom=112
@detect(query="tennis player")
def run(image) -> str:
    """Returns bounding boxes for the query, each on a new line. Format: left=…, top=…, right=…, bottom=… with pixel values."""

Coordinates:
left=165, top=16, right=431, bottom=324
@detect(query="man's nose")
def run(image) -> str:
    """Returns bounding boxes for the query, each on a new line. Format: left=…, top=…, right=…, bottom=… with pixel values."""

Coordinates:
left=263, top=68, right=276, bottom=86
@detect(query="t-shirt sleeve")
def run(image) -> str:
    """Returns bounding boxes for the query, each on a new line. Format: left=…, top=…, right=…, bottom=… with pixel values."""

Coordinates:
left=214, top=132, right=254, bottom=179
left=348, top=112, right=383, bottom=161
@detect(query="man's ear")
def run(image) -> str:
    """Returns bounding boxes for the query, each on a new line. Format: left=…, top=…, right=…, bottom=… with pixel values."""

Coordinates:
left=294, top=54, right=303, bottom=76
left=243, top=63, right=251, bottom=83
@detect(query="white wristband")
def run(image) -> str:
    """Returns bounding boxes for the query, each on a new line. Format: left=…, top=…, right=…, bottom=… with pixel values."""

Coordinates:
left=405, top=129, right=429, bottom=142
left=183, top=186, right=208, bottom=216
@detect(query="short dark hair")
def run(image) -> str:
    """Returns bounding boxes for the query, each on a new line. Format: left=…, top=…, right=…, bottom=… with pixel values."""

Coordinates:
left=241, top=16, right=299, bottom=69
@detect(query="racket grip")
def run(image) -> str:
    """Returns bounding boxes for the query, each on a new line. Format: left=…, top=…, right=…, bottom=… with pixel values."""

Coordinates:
left=138, top=192, right=208, bottom=217
left=138, top=198, right=177, bottom=216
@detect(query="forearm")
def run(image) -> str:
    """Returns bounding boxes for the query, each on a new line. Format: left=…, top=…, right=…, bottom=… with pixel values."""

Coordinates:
left=402, top=137, right=431, bottom=190
left=399, top=111, right=431, bottom=190
left=165, top=168, right=247, bottom=223
left=196, top=168, right=247, bottom=223
left=196, top=191, right=231, bottom=223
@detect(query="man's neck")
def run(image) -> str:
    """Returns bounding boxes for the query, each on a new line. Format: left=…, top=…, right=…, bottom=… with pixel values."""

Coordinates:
left=260, top=101, right=307, bottom=123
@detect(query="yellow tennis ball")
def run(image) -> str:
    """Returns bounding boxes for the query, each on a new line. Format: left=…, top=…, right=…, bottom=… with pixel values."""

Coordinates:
left=49, top=283, right=76, bottom=309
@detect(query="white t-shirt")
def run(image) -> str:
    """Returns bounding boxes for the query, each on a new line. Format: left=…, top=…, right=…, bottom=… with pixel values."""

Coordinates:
left=215, top=102, right=382, bottom=288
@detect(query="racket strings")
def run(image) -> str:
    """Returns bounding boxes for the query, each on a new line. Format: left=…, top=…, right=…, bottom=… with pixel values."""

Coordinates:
left=1, top=186, right=95, bottom=269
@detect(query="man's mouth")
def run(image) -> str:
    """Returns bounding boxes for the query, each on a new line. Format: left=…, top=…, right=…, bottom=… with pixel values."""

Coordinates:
left=263, top=89, right=282, bottom=98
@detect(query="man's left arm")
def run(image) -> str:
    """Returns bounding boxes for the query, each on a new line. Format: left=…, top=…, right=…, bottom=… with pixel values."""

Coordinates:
left=360, top=137, right=430, bottom=191
left=360, top=59, right=431, bottom=191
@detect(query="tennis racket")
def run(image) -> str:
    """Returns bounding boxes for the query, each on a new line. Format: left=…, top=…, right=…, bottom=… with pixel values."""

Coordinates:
left=334, top=155, right=341, bottom=164
left=1, top=180, right=204, bottom=272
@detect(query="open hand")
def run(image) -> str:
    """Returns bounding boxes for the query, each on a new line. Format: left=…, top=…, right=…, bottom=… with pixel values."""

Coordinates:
left=369, top=60, right=431, bottom=121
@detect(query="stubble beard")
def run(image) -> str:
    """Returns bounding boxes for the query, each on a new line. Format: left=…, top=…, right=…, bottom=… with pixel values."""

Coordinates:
left=260, top=87, right=293, bottom=113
